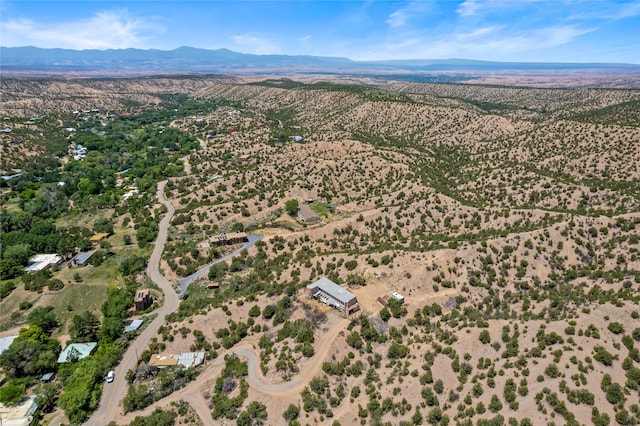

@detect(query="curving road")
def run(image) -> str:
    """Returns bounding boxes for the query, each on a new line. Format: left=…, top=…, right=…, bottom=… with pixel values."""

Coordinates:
left=86, top=180, right=179, bottom=426
left=110, top=315, right=349, bottom=425
left=87, top=180, right=262, bottom=425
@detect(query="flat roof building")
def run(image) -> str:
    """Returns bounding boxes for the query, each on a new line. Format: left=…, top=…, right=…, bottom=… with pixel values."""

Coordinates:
left=148, top=352, right=205, bottom=369
left=25, top=254, right=62, bottom=274
left=134, top=289, right=151, bottom=311
left=90, top=233, right=109, bottom=244
left=209, top=232, right=248, bottom=246
left=306, top=277, right=358, bottom=316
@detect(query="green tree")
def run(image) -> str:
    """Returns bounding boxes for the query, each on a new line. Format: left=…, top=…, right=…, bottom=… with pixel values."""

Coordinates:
left=34, top=382, right=61, bottom=413
left=27, top=306, right=58, bottom=334
left=0, top=325, right=60, bottom=378
left=70, top=311, right=101, bottom=343
left=283, top=403, right=300, bottom=421
left=0, top=381, right=26, bottom=405
left=237, top=401, right=267, bottom=425
left=285, top=199, right=299, bottom=216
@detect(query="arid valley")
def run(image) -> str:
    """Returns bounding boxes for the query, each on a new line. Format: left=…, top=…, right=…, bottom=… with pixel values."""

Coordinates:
left=1, top=72, right=640, bottom=426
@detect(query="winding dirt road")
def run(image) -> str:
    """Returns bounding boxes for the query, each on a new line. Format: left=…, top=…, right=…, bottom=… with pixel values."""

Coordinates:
left=112, top=316, right=349, bottom=425
left=86, top=178, right=349, bottom=425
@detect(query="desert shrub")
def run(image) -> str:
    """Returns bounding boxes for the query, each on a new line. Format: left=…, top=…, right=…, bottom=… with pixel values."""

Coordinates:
left=594, top=346, right=615, bottom=366
left=608, top=322, right=624, bottom=334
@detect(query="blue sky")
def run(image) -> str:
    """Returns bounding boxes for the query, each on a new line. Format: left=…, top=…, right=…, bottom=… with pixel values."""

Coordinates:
left=1, top=1, right=639, bottom=63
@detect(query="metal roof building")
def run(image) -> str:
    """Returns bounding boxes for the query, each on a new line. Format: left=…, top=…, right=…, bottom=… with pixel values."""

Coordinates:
left=306, top=277, right=358, bottom=316
left=57, top=342, right=97, bottom=363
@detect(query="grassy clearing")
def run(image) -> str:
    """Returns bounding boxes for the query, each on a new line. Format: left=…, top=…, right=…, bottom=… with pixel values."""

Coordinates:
left=310, top=203, right=329, bottom=217
left=1, top=246, right=149, bottom=334
left=55, top=208, right=114, bottom=229
left=0, top=285, right=40, bottom=330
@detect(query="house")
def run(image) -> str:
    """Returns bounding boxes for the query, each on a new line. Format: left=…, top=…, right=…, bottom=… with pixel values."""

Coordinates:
left=0, top=335, right=18, bottom=355
left=71, top=251, right=95, bottom=267
left=89, top=233, right=109, bottom=245
left=1, top=173, right=22, bottom=181
left=306, top=277, right=359, bottom=316
left=297, top=204, right=320, bottom=223
left=148, top=352, right=205, bottom=369
left=124, top=319, right=144, bottom=333
left=209, top=232, right=248, bottom=246
left=206, top=282, right=219, bottom=290
left=134, top=289, right=151, bottom=311
left=237, top=154, right=251, bottom=163
left=57, top=342, right=97, bottom=363
left=0, top=396, right=37, bottom=426
left=390, top=292, right=405, bottom=304
left=25, top=254, right=62, bottom=274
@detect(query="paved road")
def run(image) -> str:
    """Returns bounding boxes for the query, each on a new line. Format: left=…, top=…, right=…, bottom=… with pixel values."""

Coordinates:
left=86, top=181, right=261, bottom=425
left=86, top=180, right=179, bottom=426
left=178, top=234, right=261, bottom=294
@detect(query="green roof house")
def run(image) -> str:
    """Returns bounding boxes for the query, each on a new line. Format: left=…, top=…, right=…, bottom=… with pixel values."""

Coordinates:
left=57, top=342, right=97, bottom=363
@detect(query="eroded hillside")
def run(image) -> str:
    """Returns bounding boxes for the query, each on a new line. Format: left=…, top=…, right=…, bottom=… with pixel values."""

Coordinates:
left=1, top=76, right=639, bottom=426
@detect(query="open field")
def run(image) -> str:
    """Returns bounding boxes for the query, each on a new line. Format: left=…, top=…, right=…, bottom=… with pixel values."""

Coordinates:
left=1, top=75, right=639, bottom=425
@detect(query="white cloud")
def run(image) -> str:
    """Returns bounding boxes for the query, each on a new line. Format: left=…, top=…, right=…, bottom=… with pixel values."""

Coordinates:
left=387, top=1, right=431, bottom=28
left=230, top=33, right=280, bottom=55
left=352, top=24, right=594, bottom=61
left=456, top=0, right=481, bottom=17
left=455, top=25, right=502, bottom=40
left=0, top=10, right=163, bottom=49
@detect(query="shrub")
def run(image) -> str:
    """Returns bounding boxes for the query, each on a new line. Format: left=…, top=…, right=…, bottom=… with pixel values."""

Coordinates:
left=608, top=322, right=624, bottom=335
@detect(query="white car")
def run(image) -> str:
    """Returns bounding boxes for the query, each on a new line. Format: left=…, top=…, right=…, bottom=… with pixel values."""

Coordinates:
left=106, top=370, right=115, bottom=383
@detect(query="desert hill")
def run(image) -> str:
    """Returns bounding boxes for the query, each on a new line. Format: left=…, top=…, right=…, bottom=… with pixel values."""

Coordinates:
left=1, top=76, right=639, bottom=425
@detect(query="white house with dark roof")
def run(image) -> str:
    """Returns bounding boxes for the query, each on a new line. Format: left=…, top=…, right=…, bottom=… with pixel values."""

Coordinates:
left=306, top=277, right=359, bottom=316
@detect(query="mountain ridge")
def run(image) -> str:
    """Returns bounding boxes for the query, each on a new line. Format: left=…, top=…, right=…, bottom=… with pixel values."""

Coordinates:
left=2, top=46, right=638, bottom=75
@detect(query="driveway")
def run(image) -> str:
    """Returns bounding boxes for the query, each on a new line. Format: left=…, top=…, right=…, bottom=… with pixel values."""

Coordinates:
left=178, top=234, right=261, bottom=294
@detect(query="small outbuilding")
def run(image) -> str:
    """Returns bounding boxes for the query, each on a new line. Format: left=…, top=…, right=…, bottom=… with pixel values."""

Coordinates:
left=90, top=233, right=109, bottom=245
left=390, top=292, right=405, bottom=304
left=124, top=319, right=144, bottom=333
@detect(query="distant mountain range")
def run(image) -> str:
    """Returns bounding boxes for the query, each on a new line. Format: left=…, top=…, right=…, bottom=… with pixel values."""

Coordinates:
left=1, top=46, right=638, bottom=76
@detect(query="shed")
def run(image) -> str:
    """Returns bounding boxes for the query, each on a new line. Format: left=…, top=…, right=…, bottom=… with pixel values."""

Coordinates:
left=90, top=233, right=109, bottom=244
left=124, top=319, right=144, bottom=333
left=390, top=292, right=405, bottom=304
left=40, top=372, right=56, bottom=383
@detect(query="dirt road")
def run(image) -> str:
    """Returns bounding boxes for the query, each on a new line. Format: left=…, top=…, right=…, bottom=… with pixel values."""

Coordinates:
left=86, top=180, right=179, bottom=426
left=111, top=315, right=349, bottom=425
